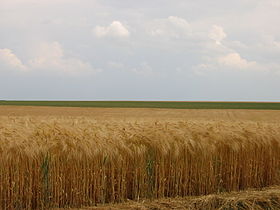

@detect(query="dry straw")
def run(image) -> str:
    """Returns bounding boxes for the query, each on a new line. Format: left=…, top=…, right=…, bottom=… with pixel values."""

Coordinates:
left=0, top=117, right=279, bottom=209
left=84, top=186, right=280, bottom=210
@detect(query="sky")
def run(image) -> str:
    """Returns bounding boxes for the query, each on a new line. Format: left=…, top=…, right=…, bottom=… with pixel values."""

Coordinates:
left=0, top=0, right=280, bottom=101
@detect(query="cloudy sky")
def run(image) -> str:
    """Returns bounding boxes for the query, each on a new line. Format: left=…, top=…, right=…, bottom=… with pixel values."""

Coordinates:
left=1, top=0, right=280, bottom=101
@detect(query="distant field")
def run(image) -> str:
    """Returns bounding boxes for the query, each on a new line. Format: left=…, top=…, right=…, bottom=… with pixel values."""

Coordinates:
left=1, top=100, right=280, bottom=110
left=2, top=106, right=280, bottom=123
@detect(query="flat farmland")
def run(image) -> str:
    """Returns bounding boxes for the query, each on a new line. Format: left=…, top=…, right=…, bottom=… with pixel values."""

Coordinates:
left=1, top=100, right=280, bottom=110
left=1, top=105, right=280, bottom=123
left=0, top=105, right=280, bottom=209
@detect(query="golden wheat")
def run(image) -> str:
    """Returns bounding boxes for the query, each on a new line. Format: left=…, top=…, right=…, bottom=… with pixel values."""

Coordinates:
left=0, top=116, right=279, bottom=209
left=1, top=105, right=280, bottom=123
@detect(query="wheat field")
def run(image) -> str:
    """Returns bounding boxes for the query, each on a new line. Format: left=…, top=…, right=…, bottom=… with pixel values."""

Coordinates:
left=0, top=106, right=280, bottom=209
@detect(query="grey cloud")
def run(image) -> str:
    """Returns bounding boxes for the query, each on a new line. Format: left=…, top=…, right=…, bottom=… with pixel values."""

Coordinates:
left=0, top=0, right=280, bottom=100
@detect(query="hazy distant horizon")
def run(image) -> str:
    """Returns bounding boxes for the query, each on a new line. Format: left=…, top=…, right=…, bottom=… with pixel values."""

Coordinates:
left=1, top=99, right=280, bottom=103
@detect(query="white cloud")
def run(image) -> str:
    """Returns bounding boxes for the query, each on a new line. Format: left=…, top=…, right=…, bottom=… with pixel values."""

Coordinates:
left=254, top=35, right=280, bottom=55
left=218, top=53, right=257, bottom=69
left=148, top=16, right=191, bottom=38
left=167, top=16, right=191, bottom=31
left=93, top=21, right=130, bottom=38
left=107, top=61, right=125, bottom=70
left=193, top=63, right=214, bottom=76
left=0, top=43, right=99, bottom=75
left=259, top=0, right=280, bottom=8
left=0, top=48, right=27, bottom=71
left=192, top=52, right=264, bottom=76
left=273, top=40, right=280, bottom=48
left=28, top=42, right=99, bottom=75
left=131, top=62, right=154, bottom=76
left=193, top=50, right=280, bottom=77
left=193, top=51, right=273, bottom=76
left=209, top=25, right=227, bottom=45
